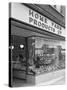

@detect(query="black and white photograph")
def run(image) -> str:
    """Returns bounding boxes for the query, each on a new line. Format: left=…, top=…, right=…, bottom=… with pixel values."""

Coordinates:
left=9, top=2, right=66, bottom=87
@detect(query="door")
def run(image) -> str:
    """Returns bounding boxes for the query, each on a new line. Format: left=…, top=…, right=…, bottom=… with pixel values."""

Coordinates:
left=11, top=35, right=27, bottom=80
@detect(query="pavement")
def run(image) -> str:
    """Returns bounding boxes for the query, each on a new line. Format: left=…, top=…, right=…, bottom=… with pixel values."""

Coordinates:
left=36, top=75, right=65, bottom=86
left=36, top=69, right=65, bottom=86
left=51, top=76, right=65, bottom=85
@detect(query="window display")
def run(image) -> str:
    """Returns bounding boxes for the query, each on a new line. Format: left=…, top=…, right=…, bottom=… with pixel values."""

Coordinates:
left=11, top=36, right=65, bottom=76
left=28, top=36, right=65, bottom=75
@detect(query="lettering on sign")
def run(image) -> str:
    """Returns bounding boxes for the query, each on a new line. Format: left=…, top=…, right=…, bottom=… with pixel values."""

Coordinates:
left=29, top=9, right=62, bottom=35
left=11, top=3, right=65, bottom=36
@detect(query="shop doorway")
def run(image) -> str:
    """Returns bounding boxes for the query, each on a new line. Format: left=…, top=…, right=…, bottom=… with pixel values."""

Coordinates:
left=11, top=35, right=28, bottom=81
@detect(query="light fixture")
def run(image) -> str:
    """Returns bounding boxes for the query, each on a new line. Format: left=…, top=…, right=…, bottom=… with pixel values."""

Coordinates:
left=11, top=45, right=14, bottom=49
left=20, top=44, right=24, bottom=48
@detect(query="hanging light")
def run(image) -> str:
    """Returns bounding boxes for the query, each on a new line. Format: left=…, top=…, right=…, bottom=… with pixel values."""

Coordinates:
left=9, top=45, right=14, bottom=49
left=20, top=44, right=24, bottom=48
left=11, top=45, right=14, bottom=49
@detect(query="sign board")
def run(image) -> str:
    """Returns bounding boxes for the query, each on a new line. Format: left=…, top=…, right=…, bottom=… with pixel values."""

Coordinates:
left=11, top=3, right=65, bottom=37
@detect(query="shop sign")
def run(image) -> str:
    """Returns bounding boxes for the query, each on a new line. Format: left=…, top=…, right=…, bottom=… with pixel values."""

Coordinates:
left=11, top=3, right=65, bottom=37
left=29, top=9, right=64, bottom=36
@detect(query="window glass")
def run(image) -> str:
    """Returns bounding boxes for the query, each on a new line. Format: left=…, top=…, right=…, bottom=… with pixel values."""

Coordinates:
left=27, top=37, right=35, bottom=75
left=11, top=36, right=26, bottom=70
left=51, top=5, right=65, bottom=16
left=28, top=36, right=65, bottom=75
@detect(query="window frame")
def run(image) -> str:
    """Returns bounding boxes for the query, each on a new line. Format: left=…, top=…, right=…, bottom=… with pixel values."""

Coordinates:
left=50, top=5, right=65, bottom=17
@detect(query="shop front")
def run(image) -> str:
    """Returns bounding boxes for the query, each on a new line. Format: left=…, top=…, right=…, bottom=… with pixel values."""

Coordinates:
left=10, top=3, right=65, bottom=86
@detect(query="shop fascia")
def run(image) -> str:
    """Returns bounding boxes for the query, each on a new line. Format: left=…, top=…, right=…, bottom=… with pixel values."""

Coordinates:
left=11, top=3, right=65, bottom=36
left=29, top=9, right=63, bottom=35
